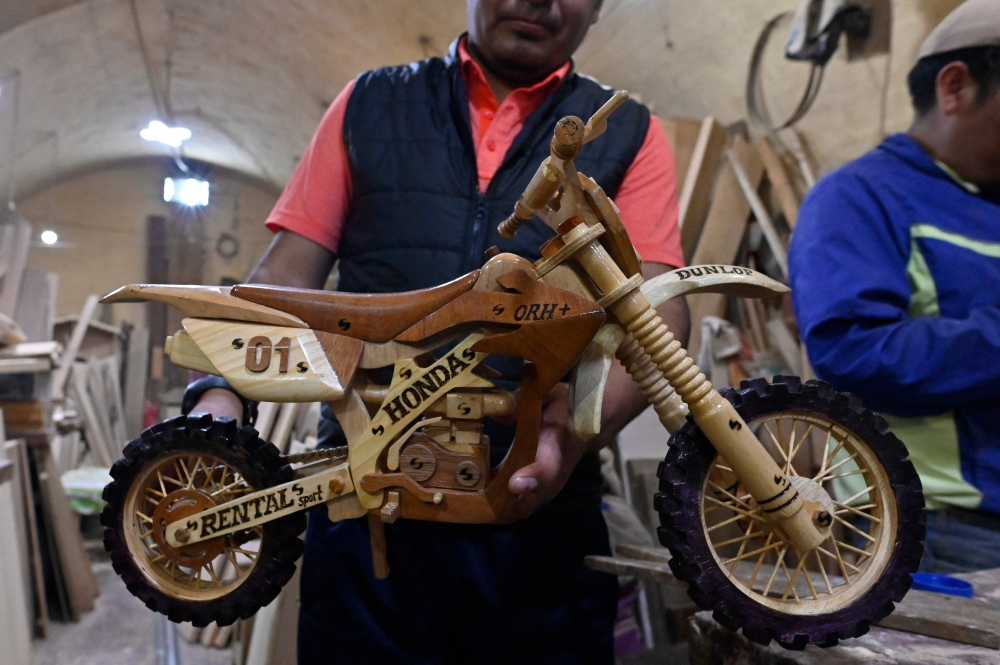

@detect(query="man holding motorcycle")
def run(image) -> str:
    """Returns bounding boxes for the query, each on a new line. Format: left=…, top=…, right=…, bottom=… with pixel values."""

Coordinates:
left=183, top=0, right=688, bottom=660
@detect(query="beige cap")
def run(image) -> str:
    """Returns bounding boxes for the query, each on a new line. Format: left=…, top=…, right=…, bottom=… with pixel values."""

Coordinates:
left=918, top=0, right=1000, bottom=59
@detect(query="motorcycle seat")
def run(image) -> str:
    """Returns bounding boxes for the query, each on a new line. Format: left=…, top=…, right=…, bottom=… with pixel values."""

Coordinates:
left=230, top=271, right=481, bottom=343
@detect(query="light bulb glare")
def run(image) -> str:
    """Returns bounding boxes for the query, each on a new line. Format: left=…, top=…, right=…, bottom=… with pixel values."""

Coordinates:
left=40, top=230, right=58, bottom=245
left=141, top=121, right=192, bottom=148
left=164, top=177, right=209, bottom=207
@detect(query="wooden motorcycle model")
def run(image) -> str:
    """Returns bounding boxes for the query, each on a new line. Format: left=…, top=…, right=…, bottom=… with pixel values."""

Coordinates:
left=100, top=92, right=924, bottom=649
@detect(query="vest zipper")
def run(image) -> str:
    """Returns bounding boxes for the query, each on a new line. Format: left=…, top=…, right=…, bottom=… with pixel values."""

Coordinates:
left=467, top=198, right=488, bottom=272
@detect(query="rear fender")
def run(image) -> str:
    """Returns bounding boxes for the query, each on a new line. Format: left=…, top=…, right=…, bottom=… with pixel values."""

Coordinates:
left=569, top=265, right=789, bottom=441
left=100, top=284, right=308, bottom=328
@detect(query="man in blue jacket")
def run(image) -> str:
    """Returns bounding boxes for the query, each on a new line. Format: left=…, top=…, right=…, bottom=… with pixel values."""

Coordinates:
left=790, top=0, right=1000, bottom=573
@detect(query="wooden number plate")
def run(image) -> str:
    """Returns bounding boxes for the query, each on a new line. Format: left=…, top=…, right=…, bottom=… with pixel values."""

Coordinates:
left=182, top=318, right=348, bottom=402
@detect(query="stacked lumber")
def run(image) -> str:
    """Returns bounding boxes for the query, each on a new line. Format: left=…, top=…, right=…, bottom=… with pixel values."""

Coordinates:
left=664, top=119, right=815, bottom=377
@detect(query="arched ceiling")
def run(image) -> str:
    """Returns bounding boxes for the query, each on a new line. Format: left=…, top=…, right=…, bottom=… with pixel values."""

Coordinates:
left=0, top=0, right=958, bottom=202
left=0, top=0, right=470, bottom=199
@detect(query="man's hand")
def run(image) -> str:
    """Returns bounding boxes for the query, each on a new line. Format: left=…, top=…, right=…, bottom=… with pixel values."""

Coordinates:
left=193, top=388, right=245, bottom=425
left=505, top=383, right=588, bottom=520
left=501, top=262, right=690, bottom=521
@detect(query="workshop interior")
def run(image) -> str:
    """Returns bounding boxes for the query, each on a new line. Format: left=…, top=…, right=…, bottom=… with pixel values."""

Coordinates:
left=1, top=0, right=999, bottom=663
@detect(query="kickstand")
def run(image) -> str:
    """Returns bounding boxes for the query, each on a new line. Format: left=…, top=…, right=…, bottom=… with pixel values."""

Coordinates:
left=368, top=513, right=390, bottom=579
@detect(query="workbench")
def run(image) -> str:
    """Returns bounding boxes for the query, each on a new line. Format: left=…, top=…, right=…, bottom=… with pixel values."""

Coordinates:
left=587, top=545, right=1000, bottom=664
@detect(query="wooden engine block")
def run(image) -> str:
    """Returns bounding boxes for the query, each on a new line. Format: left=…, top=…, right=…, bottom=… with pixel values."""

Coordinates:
left=397, top=417, right=490, bottom=492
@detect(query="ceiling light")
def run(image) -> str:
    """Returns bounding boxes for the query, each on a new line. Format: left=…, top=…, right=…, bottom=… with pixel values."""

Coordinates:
left=141, top=120, right=192, bottom=148
left=40, top=230, right=58, bottom=245
left=164, top=177, right=209, bottom=207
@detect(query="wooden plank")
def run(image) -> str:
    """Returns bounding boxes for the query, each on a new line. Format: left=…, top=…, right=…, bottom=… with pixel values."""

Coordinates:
left=879, top=589, right=1000, bottom=650
left=35, top=444, right=99, bottom=615
left=69, top=367, right=113, bottom=467
left=7, top=439, right=49, bottom=637
left=51, top=295, right=99, bottom=401
left=122, top=325, right=149, bottom=440
left=666, top=117, right=703, bottom=193
left=13, top=266, right=51, bottom=343
left=254, top=402, right=279, bottom=440
left=0, top=217, right=31, bottom=319
left=686, top=136, right=764, bottom=356
left=0, top=450, right=32, bottom=665
left=0, top=357, right=52, bottom=374
left=677, top=118, right=728, bottom=262
left=245, top=563, right=300, bottom=665
left=269, top=402, right=300, bottom=454
left=758, top=137, right=800, bottom=228
left=585, top=554, right=683, bottom=587
left=728, top=149, right=788, bottom=278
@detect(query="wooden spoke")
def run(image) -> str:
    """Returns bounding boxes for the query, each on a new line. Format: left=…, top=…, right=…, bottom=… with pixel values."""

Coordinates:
left=714, top=530, right=767, bottom=549
left=162, top=474, right=185, bottom=489
left=839, top=485, right=876, bottom=507
left=746, top=533, right=776, bottom=589
left=727, top=522, right=759, bottom=576
left=830, top=540, right=854, bottom=584
left=834, top=502, right=881, bottom=522
left=713, top=463, right=734, bottom=473
left=780, top=554, right=806, bottom=601
left=723, top=538, right=783, bottom=567
left=762, top=547, right=788, bottom=597
left=157, top=471, right=168, bottom=497
left=823, top=469, right=867, bottom=481
left=706, top=481, right=755, bottom=513
left=211, top=478, right=249, bottom=497
left=817, top=544, right=861, bottom=575
left=762, top=422, right=788, bottom=463
left=834, top=514, right=877, bottom=543
left=205, top=561, right=223, bottom=587
left=816, top=429, right=833, bottom=477
left=813, top=452, right=859, bottom=483
left=837, top=540, right=874, bottom=559
left=137, top=512, right=153, bottom=524
left=814, top=549, right=833, bottom=594
left=786, top=424, right=814, bottom=476
left=708, top=512, right=764, bottom=533
left=233, top=547, right=259, bottom=560
left=817, top=437, right=847, bottom=479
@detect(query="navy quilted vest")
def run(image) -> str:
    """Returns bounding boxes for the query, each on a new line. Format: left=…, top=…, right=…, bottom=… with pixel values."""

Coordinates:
left=338, top=39, right=650, bottom=295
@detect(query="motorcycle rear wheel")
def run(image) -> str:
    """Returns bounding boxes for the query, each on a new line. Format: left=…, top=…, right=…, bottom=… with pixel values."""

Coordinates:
left=101, top=414, right=305, bottom=626
left=655, top=376, right=925, bottom=648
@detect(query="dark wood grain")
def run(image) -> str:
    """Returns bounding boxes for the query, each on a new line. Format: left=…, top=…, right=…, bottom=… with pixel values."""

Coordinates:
left=232, top=271, right=480, bottom=343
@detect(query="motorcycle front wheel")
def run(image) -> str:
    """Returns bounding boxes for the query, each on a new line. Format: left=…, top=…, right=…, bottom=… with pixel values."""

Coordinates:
left=655, top=376, right=925, bottom=649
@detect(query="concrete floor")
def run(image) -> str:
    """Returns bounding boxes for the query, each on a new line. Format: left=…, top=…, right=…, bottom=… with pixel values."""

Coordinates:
left=32, top=562, right=231, bottom=665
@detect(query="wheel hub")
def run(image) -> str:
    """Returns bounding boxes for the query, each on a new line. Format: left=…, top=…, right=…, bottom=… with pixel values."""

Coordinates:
left=151, top=488, right=223, bottom=569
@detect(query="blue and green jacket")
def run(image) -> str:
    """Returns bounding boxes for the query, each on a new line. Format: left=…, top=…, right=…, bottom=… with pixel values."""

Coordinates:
left=790, top=133, right=1000, bottom=513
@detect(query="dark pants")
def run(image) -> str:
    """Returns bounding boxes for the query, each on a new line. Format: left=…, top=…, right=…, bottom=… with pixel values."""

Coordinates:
left=919, top=509, right=1000, bottom=574
left=297, top=503, right=618, bottom=665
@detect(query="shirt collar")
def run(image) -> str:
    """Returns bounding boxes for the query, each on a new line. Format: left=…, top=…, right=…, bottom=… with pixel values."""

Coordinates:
left=457, top=34, right=570, bottom=108
left=882, top=133, right=982, bottom=195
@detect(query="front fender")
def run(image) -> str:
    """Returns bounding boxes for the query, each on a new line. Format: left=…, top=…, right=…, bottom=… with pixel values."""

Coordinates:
left=568, top=265, right=789, bottom=441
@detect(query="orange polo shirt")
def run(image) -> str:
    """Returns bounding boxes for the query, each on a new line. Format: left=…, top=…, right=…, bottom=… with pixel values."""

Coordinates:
left=267, top=38, right=683, bottom=268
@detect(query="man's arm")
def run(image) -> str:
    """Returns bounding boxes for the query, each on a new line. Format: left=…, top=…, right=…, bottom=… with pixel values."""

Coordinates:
left=791, top=173, right=1000, bottom=416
